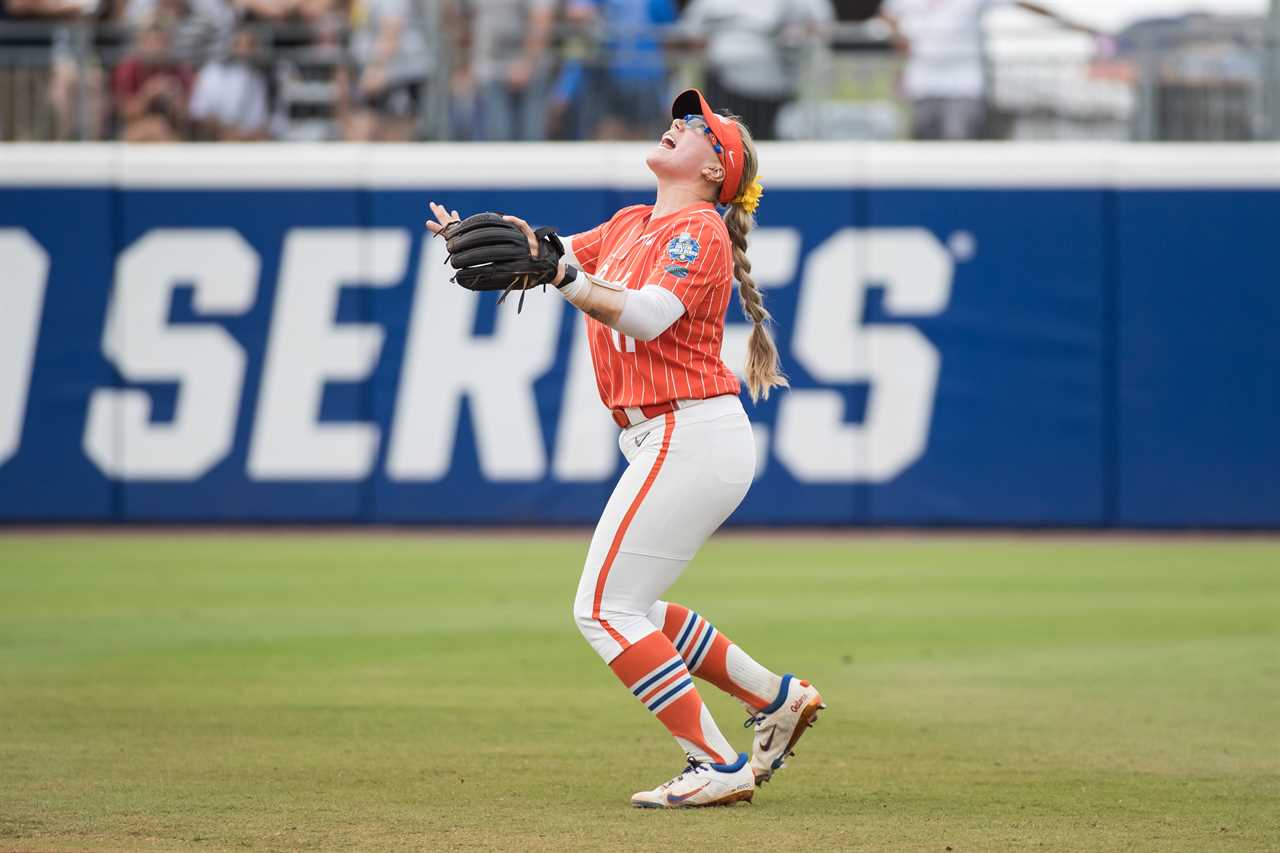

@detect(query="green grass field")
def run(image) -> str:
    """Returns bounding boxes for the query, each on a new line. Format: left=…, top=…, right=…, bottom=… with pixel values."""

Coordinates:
left=1, top=533, right=1277, bottom=852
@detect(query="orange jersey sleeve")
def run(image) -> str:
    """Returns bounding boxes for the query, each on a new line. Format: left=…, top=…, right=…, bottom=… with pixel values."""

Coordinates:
left=568, top=224, right=606, bottom=275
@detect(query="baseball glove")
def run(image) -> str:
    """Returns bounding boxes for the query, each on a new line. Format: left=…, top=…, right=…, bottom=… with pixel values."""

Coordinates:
left=437, top=212, right=565, bottom=312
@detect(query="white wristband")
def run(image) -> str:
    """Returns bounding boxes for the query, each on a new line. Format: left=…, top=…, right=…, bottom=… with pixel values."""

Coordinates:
left=556, top=271, right=587, bottom=302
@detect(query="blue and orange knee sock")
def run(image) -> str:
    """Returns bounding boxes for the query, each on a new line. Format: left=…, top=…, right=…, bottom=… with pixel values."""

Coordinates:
left=649, top=601, right=785, bottom=711
left=607, top=631, right=739, bottom=765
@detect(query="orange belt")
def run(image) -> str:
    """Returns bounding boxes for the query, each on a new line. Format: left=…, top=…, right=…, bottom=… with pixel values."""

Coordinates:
left=611, top=400, right=680, bottom=429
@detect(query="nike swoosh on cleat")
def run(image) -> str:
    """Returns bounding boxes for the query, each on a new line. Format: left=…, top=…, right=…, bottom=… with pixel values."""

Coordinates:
left=666, top=782, right=709, bottom=804
left=759, top=726, right=777, bottom=751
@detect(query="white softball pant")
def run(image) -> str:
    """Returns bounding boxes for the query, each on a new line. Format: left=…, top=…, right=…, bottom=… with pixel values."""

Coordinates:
left=572, top=394, right=755, bottom=663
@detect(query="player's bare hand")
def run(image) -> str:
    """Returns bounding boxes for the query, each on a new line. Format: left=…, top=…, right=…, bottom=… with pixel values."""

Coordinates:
left=502, top=215, right=539, bottom=258
left=425, top=201, right=461, bottom=236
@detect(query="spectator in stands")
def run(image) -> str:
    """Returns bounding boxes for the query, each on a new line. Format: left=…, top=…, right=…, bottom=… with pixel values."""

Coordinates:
left=563, top=0, right=676, bottom=141
left=677, top=0, right=834, bottom=141
left=878, top=0, right=1100, bottom=140
left=229, top=0, right=286, bottom=18
left=544, top=39, right=586, bottom=140
left=449, top=0, right=554, bottom=141
left=343, top=0, right=431, bottom=140
left=189, top=23, right=279, bottom=139
left=1, top=0, right=102, bottom=34
left=229, top=0, right=337, bottom=47
left=112, top=17, right=194, bottom=140
left=4, top=0, right=108, bottom=140
left=1, top=0, right=88, bottom=16
left=125, top=0, right=234, bottom=64
left=246, top=0, right=347, bottom=141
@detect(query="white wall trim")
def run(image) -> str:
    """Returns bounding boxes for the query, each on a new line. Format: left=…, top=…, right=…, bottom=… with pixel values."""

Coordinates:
left=1, top=143, right=1278, bottom=189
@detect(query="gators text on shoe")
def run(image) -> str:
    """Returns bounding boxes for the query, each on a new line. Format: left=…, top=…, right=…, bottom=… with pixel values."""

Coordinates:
left=746, top=674, right=826, bottom=785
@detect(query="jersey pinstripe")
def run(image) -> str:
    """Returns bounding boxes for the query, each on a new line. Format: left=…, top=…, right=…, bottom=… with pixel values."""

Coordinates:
left=569, top=202, right=741, bottom=409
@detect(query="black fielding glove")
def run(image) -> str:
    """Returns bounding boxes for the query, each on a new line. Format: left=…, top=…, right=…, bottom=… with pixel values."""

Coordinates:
left=439, top=213, right=563, bottom=312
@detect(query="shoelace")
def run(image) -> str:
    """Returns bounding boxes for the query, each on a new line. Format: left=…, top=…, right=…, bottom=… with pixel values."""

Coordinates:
left=661, top=756, right=708, bottom=789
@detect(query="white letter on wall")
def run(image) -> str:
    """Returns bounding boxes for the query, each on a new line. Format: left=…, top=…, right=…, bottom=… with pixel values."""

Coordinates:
left=248, top=229, right=408, bottom=480
left=551, top=315, right=617, bottom=481
left=84, top=229, right=258, bottom=479
left=775, top=228, right=953, bottom=483
left=387, top=237, right=562, bottom=481
left=0, top=230, right=49, bottom=466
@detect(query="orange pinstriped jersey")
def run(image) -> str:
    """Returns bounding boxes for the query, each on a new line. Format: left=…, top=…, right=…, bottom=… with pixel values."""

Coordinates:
left=569, top=202, right=741, bottom=410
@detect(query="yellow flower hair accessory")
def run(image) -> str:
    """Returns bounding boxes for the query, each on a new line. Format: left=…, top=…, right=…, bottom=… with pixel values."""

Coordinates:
left=734, top=177, right=764, bottom=214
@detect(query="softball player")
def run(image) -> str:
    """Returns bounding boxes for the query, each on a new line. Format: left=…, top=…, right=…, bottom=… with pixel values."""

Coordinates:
left=426, top=89, right=824, bottom=809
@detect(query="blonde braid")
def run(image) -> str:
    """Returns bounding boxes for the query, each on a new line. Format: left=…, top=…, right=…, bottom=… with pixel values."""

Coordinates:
left=721, top=118, right=788, bottom=402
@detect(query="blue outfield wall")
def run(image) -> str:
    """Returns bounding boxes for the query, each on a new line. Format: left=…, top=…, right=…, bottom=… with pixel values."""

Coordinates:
left=0, top=144, right=1277, bottom=526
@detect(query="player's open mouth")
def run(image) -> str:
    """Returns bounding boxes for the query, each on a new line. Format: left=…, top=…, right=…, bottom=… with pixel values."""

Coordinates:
left=660, top=134, right=676, bottom=149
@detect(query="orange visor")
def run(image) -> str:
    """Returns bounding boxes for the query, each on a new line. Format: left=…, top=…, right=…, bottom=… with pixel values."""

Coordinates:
left=671, top=88, right=744, bottom=206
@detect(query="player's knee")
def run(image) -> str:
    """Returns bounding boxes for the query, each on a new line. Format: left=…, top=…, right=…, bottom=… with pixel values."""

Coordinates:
left=574, top=590, right=646, bottom=646
left=572, top=591, right=596, bottom=640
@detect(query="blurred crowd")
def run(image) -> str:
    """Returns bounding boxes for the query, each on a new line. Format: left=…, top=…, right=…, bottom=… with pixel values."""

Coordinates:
left=3, top=0, right=436, bottom=142
left=1, top=0, right=1192, bottom=143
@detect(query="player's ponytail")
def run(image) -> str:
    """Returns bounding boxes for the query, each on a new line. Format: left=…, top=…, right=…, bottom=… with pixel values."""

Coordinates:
left=721, top=117, right=788, bottom=403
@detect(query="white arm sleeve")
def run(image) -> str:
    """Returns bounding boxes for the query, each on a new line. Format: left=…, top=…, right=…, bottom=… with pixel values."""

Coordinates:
left=614, top=284, right=687, bottom=341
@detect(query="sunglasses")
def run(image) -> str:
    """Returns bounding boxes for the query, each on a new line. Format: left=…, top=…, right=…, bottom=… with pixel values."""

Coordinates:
left=681, top=114, right=723, bottom=155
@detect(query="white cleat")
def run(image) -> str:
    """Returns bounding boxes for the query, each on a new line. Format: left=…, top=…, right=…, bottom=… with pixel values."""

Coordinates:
left=630, top=753, right=755, bottom=809
left=746, top=674, right=826, bottom=785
